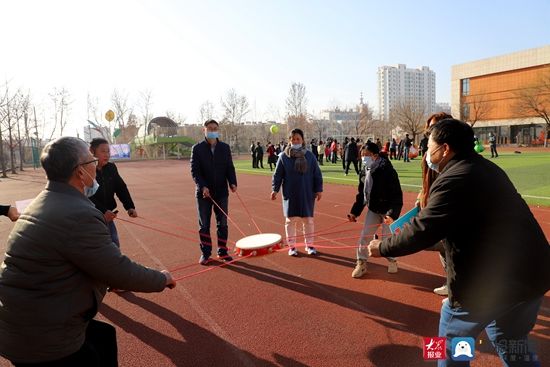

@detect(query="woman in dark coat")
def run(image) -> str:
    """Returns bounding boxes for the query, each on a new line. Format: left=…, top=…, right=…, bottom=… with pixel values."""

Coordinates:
left=348, top=142, right=403, bottom=278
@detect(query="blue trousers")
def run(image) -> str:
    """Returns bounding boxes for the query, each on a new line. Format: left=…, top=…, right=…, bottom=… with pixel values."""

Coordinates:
left=197, top=196, right=229, bottom=257
left=438, top=296, right=543, bottom=366
left=403, top=146, right=410, bottom=162
left=108, top=221, right=120, bottom=248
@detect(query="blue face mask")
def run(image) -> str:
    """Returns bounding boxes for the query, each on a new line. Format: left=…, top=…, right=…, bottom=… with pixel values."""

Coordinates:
left=84, top=179, right=100, bottom=197
left=362, top=156, right=373, bottom=167
left=291, top=144, right=302, bottom=150
left=426, top=151, right=439, bottom=173
left=206, top=131, right=219, bottom=140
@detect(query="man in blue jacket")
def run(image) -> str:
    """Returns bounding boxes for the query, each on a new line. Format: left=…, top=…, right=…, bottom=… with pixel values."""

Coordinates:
left=190, top=120, right=238, bottom=265
left=369, top=119, right=550, bottom=366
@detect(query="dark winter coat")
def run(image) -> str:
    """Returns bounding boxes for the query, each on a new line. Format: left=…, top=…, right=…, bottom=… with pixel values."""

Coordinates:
left=190, top=139, right=237, bottom=199
left=350, top=157, right=403, bottom=220
left=380, top=152, right=550, bottom=311
left=89, top=162, right=135, bottom=214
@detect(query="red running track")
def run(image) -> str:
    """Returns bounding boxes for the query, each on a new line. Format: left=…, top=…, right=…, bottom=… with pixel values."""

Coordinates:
left=0, top=160, right=548, bottom=367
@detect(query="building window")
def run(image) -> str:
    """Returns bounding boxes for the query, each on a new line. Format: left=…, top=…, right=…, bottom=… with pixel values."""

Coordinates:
left=462, top=79, right=470, bottom=96
left=462, top=104, right=470, bottom=120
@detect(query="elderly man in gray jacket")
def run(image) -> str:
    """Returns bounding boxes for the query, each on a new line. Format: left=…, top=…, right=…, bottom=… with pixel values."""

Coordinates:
left=0, top=137, right=176, bottom=366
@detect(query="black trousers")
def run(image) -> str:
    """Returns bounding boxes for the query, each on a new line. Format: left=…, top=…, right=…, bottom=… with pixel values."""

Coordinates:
left=13, top=320, right=118, bottom=367
left=345, top=160, right=359, bottom=175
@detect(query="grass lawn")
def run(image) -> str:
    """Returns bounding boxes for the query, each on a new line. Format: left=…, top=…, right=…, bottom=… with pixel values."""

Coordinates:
left=234, top=151, right=550, bottom=207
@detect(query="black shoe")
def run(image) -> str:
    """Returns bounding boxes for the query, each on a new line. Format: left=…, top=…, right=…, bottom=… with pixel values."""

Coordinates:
left=218, top=253, right=233, bottom=262
left=199, top=254, right=211, bottom=265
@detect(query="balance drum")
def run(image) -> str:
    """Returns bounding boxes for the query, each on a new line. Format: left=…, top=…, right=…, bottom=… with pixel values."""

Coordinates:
left=235, top=233, right=283, bottom=257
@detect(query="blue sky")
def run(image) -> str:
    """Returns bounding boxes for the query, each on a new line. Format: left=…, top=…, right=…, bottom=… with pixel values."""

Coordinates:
left=1, top=0, right=549, bottom=135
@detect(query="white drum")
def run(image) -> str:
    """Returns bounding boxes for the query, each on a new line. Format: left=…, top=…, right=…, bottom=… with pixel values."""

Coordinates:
left=235, top=233, right=283, bottom=257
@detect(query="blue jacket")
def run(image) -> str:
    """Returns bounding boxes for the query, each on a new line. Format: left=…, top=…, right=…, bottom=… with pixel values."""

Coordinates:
left=272, top=150, right=323, bottom=218
left=190, top=139, right=237, bottom=199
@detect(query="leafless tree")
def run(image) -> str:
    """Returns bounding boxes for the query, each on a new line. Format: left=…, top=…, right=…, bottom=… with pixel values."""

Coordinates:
left=221, top=89, right=250, bottom=153
left=390, top=99, right=427, bottom=141
left=87, top=92, right=100, bottom=123
left=263, top=103, right=282, bottom=123
left=12, top=91, right=31, bottom=171
left=513, top=73, right=550, bottom=147
left=357, top=103, right=375, bottom=136
left=199, top=100, right=215, bottom=123
left=138, top=89, right=154, bottom=137
left=0, top=84, right=18, bottom=174
left=119, top=112, right=139, bottom=143
left=463, top=93, right=494, bottom=127
left=48, top=87, right=71, bottom=139
left=111, top=89, right=132, bottom=130
left=165, top=111, right=186, bottom=125
left=310, top=119, right=327, bottom=142
left=285, top=82, right=308, bottom=131
left=0, top=83, right=12, bottom=177
left=222, top=89, right=249, bottom=125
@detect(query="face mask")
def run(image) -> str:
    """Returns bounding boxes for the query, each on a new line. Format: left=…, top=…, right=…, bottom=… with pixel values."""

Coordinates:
left=291, top=144, right=302, bottom=150
left=206, top=131, right=219, bottom=139
left=82, top=168, right=100, bottom=197
left=84, top=179, right=100, bottom=197
left=362, top=156, right=373, bottom=167
left=426, top=151, right=439, bottom=173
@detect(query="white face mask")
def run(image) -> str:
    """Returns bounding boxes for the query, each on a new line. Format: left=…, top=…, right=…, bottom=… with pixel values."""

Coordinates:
left=291, top=144, right=302, bottom=150
left=82, top=168, right=100, bottom=197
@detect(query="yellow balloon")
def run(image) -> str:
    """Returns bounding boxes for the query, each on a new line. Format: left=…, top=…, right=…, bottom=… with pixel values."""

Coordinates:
left=270, top=125, right=279, bottom=134
left=105, top=110, right=115, bottom=122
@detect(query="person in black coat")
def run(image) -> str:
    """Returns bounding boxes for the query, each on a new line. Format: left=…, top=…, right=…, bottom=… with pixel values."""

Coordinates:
left=191, top=120, right=238, bottom=265
left=89, top=138, right=137, bottom=248
left=344, top=137, right=359, bottom=175
left=249, top=142, right=257, bottom=168
left=310, top=139, right=319, bottom=162
left=368, top=118, right=550, bottom=365
left=348, top=142, right=403, bottom=278
left=255, top=142, right=264, bottom=169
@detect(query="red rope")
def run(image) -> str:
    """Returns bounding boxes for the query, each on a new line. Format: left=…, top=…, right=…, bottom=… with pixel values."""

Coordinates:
left=235, top=191, right=262, bottom=234
left=138, top=216, right=235, bottom=245
left=210, top=197, right=247, bottom=237
left=173, top=254, right=253, bottom=281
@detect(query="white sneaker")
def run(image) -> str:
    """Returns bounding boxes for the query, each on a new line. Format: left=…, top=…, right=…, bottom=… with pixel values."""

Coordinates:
left=433, top=285, right=448, bottom=296
left=352, top=260, right=367, bottom=278
left=288, top=247, right=298, bottom=257
left=387, top=260, right=398, bottom=274
left=305, top=246, right=317, bottom=255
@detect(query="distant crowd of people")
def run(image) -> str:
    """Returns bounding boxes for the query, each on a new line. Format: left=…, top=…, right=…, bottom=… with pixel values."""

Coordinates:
left=249, top=133, right=423, bottom=175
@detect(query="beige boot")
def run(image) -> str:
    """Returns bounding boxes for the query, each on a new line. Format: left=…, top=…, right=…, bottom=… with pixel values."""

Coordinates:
left=387, top=260, right=398, bottom=274
left=352, top=259, right=367, bottom=278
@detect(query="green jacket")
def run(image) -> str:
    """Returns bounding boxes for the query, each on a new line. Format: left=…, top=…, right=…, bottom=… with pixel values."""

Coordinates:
left=0, top=181, right=166, bottom=364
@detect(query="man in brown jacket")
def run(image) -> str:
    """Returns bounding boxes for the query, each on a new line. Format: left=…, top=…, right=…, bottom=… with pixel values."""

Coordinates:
left=0, top=137, right=176, bottom=366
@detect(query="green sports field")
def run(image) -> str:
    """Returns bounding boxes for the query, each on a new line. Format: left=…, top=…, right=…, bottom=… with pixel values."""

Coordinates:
left=234, top=151, right=550, bottom=207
